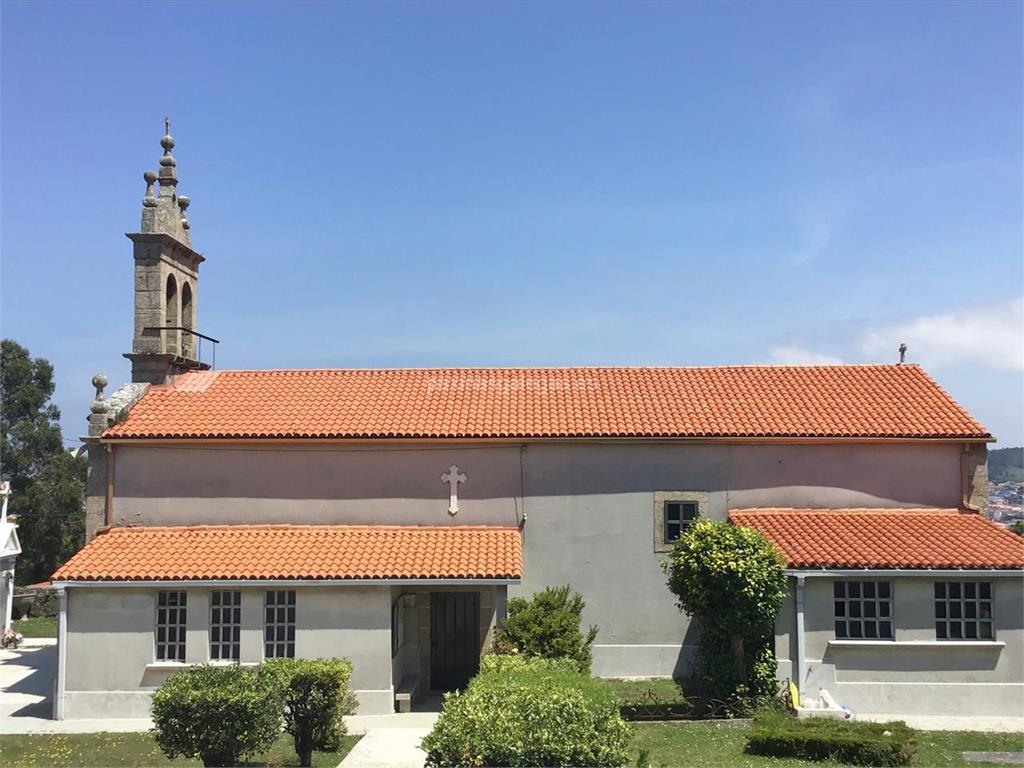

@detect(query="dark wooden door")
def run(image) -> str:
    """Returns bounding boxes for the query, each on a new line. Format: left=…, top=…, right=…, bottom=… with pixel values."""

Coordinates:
left=430, top=593, right=479, bottom=692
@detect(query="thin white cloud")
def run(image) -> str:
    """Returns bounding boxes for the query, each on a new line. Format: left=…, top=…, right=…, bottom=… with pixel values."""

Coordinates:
left=861, top=297, right=1024, bottom=371
left=769, top=346, right=845, bottom=365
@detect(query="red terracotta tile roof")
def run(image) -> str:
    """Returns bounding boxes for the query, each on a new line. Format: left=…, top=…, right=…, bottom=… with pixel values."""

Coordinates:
left=51, top=525, right=523, bottom=582
left=102, top=365, right=988, bottom=440
left=729, top=508, right=1024, bottom=570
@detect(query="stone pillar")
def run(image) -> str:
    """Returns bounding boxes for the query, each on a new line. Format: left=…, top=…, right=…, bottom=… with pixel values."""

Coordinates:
left=963, top=443, right=988, bottom=515
left=84, top=375, right=111, bottom=541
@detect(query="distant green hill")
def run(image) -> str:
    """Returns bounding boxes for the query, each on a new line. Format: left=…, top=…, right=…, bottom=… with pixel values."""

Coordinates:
left=990, top=447, right=1024, bottom=484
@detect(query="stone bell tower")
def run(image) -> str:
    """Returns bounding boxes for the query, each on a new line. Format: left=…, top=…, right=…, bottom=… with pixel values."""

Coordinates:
left=123, top=119, right=209, bottom=384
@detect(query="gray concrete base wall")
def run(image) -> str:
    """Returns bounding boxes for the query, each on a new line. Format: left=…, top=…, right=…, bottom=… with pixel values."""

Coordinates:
left=776, top=574, right=1024, bottom=717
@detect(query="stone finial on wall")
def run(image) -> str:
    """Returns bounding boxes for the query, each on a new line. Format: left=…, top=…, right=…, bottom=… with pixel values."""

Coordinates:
left=88, top=373, right=110, bottom=437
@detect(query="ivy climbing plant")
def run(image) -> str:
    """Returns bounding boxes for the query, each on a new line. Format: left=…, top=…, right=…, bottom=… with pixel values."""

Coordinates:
left=662, top=519, right=788, bottom=700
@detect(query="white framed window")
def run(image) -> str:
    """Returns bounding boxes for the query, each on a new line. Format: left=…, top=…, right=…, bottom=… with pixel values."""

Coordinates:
left=155, top=591, right=187, bottom=662
left=210, top=590, right=241, bottom=661
left=264, top=590, right=296, bottom=658
left=664, top=501, right=699, bottom=543
left=935, top=582, right=994, bottom=640
left=834, top=581, right=892, bottom=640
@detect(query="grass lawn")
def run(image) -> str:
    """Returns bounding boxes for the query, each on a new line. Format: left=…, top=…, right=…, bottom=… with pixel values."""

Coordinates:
left=10, top=616, right=57, bottom=638
left=0, top=732, right=361, bottom=767
left=631, top=721, right=1024, bottom=767
left=603, top=677, right=687, bottom=704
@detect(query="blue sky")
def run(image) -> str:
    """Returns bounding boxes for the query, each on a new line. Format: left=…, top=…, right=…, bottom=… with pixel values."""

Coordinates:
left=2, top=1, right=1022, bottom=445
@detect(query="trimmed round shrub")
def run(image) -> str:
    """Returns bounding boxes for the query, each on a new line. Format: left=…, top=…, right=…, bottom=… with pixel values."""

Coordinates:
left=259, top=658, right=358, bottom=767
left=492, top=584, right=598, bottom=672
left=151, top=664, right=282, bottom=767
left=422, top=659, right=631, bottom=767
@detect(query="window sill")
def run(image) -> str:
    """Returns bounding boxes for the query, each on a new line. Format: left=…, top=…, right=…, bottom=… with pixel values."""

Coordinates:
left=146, top=661, right=258, bottom=671
left=828, top=640, right=1004, bottom=649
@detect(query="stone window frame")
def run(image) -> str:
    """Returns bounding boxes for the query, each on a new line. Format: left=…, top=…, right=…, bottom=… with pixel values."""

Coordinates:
left=934, top=582, right=994, bottom=641
left=653, top=491, right=708, bottom=552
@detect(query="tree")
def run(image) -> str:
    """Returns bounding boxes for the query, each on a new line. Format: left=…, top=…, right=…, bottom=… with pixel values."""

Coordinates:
left=261, top=658, right=358, bottom=767
left=0, top=339, right=86, bottom=584
left=492, top=584, right=598, bottom=672
left=663, top=520, right=787, bottom=700
left=1009, top=520, right=1024, bottom=538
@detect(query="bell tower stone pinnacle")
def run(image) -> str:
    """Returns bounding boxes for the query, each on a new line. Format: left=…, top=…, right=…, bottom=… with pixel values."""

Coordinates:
left=125, top=119, right=208, bottom=384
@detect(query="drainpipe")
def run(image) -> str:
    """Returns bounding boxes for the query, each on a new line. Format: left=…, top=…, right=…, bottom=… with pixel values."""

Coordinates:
left=794, top=575, right=806, bottom=697
left=54, top=586, right=67, bottom=720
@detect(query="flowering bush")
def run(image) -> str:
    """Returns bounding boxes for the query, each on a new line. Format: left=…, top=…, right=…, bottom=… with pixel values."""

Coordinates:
left=663, top=520, right=787, bottom=700
left=2, top=628, right=23, bottom=649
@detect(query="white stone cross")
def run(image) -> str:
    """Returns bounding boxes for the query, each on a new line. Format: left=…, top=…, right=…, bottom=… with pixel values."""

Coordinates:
left=441, top=465, right=467, bottom=516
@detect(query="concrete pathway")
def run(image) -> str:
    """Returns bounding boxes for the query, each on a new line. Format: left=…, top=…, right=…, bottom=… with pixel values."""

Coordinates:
left=338, top=725, right=434, bottom=768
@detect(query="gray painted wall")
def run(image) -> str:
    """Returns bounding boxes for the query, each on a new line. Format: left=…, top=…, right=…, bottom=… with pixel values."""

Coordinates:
left=776, top=575, right=1024, bottom=716
left=106, top=440, right=964, bottom=677
left=62, top=585, right=395, bottom=719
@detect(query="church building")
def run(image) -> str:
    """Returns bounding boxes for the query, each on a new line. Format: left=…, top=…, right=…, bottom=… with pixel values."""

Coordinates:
left=51, top=127, right=1023, bottom=721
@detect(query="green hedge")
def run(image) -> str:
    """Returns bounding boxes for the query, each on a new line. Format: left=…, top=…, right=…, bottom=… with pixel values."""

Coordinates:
left=151, top=665, right=282, bottom=767
left=422, top=656, right=631, bottom=767
left=745, top=709, right=917, bottom=766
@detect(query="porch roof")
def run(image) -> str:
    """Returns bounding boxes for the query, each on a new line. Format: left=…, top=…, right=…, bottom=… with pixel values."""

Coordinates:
left=52, top=524, right=523, bottom=582
left=729, top=508, right=1024, bottom=570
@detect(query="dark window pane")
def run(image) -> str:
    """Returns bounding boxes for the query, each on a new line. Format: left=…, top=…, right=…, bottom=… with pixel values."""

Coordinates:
left=849, top=602, right=861, bottom=618
left=864, top=583, right=876, bottom=598
left=834, top=621, right=847, bottom=638
left=834, top=601, right=845, bottom=617
left=849, top=583, right=861, bottom=598
left=949, top=583, right=961, bottom=599
left=666, top=522, right=681, bottom=541
left=935, top=603, right=946, bottom=619
left=936, top=622, right=947, bottom=639
left=287, top=592, right=296, bottom=605
left=864, top=602, right=876, bottom=618
left=287, top=607, right=295, bottom=623
left=980, top=583, right=991, bottom=599
left=878, top=583, right=890, bottom=599
left=682, top=503, right=699, bottom=521
left=879, top=602, right=890, bottom=618
left=950, top=623, right=962, bottom=639
left=950, top=603, right=962, bottom=619
left=980, top=602, right=992, bottom=619
left=934, top=583, right=945, bottom=599
left=265, top=644, right=273, bottom=658
left=965, top=603, right=977, bottom=619
left=665, top=502, right=681, bottom=523
left=287, top=626, right=295, bottom=641
left=864, top=622, right=877, bottom=638
left=965, top=583, right=976, bottom=599
left=158, top=592, right=168, bottom=606
left=266, top=607, right=274, bottom=623
left=980, top=622, right=993, bottom=639
left=834, top=582, right=845, bottom=598
left=850, top=622, right=863, bottom=638
left=879, top=621, right=892, bottom=639
left=965, top=623, right=977, bottom=639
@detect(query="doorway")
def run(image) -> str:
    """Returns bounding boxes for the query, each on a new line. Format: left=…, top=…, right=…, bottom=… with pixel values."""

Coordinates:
left=430, top=592, right=479, bottom=692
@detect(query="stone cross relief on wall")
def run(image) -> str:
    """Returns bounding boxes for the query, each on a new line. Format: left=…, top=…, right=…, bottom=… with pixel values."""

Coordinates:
left=441, top=465, right=467, bottom=515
